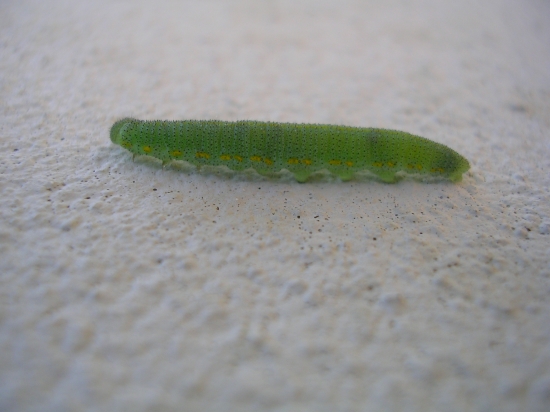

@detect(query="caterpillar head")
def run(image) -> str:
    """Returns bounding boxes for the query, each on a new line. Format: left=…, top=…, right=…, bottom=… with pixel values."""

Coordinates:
left=110, top=118, right=137, bottom=149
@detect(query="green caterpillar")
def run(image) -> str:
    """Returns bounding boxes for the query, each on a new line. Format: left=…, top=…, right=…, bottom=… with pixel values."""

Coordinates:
left=110, top=118, right=470, bottom=183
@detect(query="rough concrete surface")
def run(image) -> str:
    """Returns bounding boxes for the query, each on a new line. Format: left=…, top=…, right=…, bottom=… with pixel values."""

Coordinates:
left=1, top=0, right=550, bottom=411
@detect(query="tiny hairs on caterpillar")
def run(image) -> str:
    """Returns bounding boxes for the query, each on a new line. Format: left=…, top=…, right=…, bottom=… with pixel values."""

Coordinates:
left=110, top=118, right=470, bottom=183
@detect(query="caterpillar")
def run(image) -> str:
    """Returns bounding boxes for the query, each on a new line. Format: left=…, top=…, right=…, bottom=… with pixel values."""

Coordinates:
left=110, top=118, right=470, bottom=183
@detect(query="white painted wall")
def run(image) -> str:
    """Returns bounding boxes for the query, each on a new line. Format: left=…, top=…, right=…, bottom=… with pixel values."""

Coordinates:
left=1, top=0, right=549, bottom=410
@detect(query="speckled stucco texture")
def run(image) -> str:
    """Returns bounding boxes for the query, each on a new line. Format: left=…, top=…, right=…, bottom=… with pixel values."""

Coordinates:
left=1, top=0, right=550, bottom=411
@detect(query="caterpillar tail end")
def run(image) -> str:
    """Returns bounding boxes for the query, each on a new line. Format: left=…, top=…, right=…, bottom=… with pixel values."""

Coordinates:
left=449, top=157, right=470, bottom=182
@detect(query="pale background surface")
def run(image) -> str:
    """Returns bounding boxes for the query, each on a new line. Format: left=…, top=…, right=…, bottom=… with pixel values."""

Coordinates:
left=1, top=0, right=550, bottom=411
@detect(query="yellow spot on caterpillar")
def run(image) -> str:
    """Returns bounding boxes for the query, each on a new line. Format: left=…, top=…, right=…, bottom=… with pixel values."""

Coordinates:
left=121, top=142, right=132, bottom=149
left=345, top=161, right=353, bottom=167
left=301, top=159, right=312, bottom=166
left=196, top=152, right=210, bottom=159
left=234, top=155, right=243, bottom=162
left=416, top=164, right=423, bottom=170
left=288, top=158, right=299, bottom=165
left=220, top=154, right=231, bottom=161
left=431, top=167, right=445, bottom=173
left=407, top=164, right=415, bottom=169
left=373, top=162, right=383, bottom=168
left=170, top=150, right=182, bottom=157
left=263, top=157, right=274, bottom=165
left=387, top=161, right=395, bottom=167
left=143, top=146, right=152, bottom=153
left=329, top=159, right=342, bottom=166
left=250, top=156, right=262, bottom=162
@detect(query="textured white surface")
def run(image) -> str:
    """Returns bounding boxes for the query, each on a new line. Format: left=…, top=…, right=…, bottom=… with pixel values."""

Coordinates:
left=1, top=0, right=550, bottom=411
